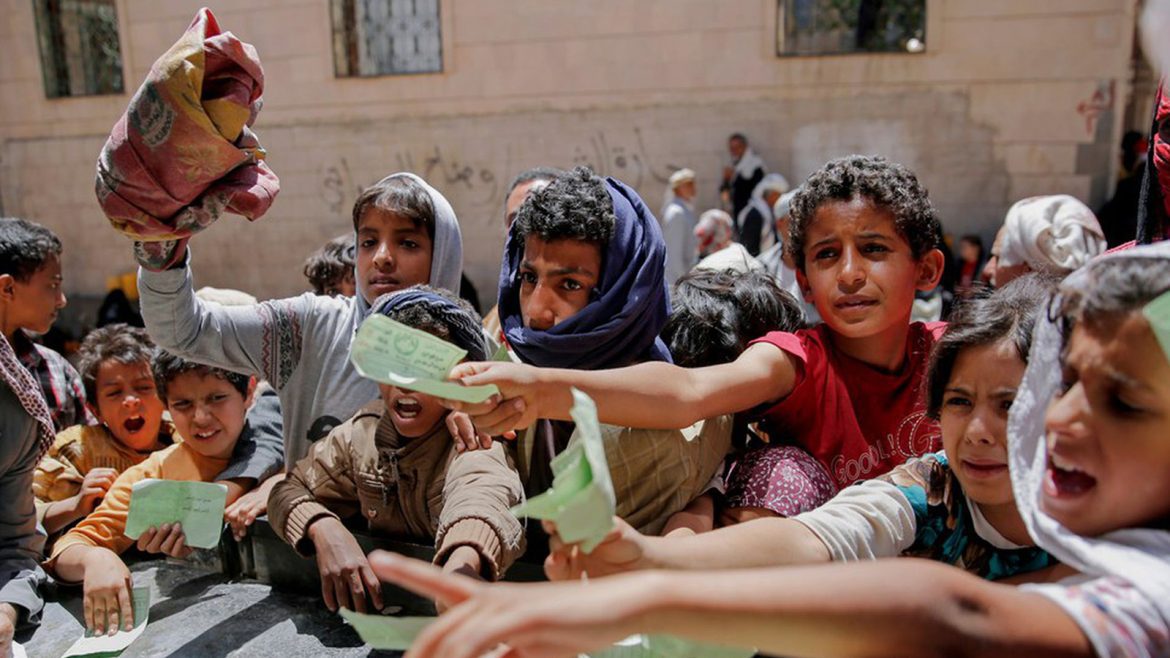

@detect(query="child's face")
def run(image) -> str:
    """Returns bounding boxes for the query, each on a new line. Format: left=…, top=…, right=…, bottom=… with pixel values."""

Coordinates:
left=379, top=384, right=447, bottom=438
left=519, top=236, right=601, bottom=331
left=92, top=359, right=165, bottom=452
left=1043, top=314, right=1170, bottom=536
left=325, top=272, right=356, bottom=297
left=166, top=372, right=254, bottom=460
left=3, top=255, right=66, bottom=334
left=356, top=209, right=433, bottom=305
left=940, top=339, right=1025, bottom=511
left=796, top=198, right=941, bottom=339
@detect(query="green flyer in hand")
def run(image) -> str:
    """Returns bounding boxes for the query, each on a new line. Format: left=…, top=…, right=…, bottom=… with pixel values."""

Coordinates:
left=124, top=479, right=228, bottom=549
left=512, top=388, right=616, bottom=553
left=338, top=609, right=433, bottom=650
left=350, top=314, right=499, bottom=403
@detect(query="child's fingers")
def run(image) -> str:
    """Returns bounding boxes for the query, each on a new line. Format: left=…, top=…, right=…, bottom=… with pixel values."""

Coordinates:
left=135, top=526, right=160, bottom=553
left=171, top=531, right=191, bottom=559
left=471, top=399, right=527, bottom=436
left=360, top=564, right=384, bottom=610
left=158, top=524, right=182, bottom=555
left=83, top=594, right=95, bottom=634
left=368, top=551, right=477, bottom=609
left=349, top=571, right=367, bottom=614
left=334, top=576, right=355, bottom=613
left=117, top=582, right=134, bottom=631
left=445, top=413, right=477, bottom=453
left=477, top=431, right=494, bottom=450
left=320, top=578, right=338, bottom=612
left=448, top=361, right=493, bottom=381
left=543, top=551, right=571, bottom=582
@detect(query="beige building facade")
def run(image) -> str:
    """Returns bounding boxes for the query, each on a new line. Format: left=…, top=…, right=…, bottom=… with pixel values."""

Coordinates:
left=0, top=0, right=1149, bottom=310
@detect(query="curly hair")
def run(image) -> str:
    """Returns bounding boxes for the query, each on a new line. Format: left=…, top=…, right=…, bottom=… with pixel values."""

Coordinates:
left=924, top=273, right=1057, bottom=419
left=663, top=269, right=805, bottom=368
left=303, top=233, right=355, bottom=295
left=153, top=350, right=250, bottom=403
left=511, top=166, right=616, bottom=246
left=786, top=155, right=942, bottom=271
left=77, top=323, right=158, bottom=401
left=0, top=217, right=62, bottom=282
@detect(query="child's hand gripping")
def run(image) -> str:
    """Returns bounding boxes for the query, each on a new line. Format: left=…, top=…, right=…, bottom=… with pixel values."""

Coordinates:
left=224, top=473, right=285, bottom=541
left=82, top=548, right=135, bottom=635
left=135, top=522, right=194, bottom=559
left=308, top=517, right=383, bottom=613
left=71, top=467, right=119, bottom=517
left=441, top=362, right=545, bottom=437
left=543, top=518, right=650, bottom=581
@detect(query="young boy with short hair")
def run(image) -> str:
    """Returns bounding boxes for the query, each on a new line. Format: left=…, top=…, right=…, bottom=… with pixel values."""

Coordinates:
left=34, top=324, right=170, bottom=535
left=303, top=233, right=356, bottom=297
left=45, top=353, right=257, bottom=635
left=450, top=155, right=947, bottom=521
left=268, top=287, right=524, bottom=613
left=0, top=217, right=90, bottom=431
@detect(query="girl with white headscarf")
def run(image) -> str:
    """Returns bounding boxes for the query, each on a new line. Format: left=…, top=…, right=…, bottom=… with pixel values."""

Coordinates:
left=985, top=195, right=1106, bottom=287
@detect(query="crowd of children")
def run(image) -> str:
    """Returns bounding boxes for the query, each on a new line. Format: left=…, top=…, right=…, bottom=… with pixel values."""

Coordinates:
left=0, top=144, right=1167, bottom=658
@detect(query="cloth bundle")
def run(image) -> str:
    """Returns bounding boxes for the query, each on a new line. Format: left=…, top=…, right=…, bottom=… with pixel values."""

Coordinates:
left=998, top=195, right=1106, bottom=272
left=95, top=7, right=279, bottom=270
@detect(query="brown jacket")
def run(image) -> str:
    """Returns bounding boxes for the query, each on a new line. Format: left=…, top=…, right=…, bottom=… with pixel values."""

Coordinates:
left=268, top=401, right=525, bottom=580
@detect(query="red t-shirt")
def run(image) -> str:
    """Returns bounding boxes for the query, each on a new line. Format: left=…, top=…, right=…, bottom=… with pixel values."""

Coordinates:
left=749, top=322, right=946, bottom=490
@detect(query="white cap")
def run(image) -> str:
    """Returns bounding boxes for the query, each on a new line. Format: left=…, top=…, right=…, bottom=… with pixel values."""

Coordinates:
left=669, top=168, right=696, bottom=188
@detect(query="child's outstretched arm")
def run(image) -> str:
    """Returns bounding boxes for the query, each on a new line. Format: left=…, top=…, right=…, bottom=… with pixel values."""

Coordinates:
left=51, top=544, right=134, bottom=635
left=371, top=553, right=1092, bottom=658
left=449, top=342, right=798, bottom=435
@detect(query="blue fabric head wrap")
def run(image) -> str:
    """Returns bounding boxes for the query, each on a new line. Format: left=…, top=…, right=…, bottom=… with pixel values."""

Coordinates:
left=370, top=287, right=488, bottom=362
left=497, top=176, right=673, bottom=369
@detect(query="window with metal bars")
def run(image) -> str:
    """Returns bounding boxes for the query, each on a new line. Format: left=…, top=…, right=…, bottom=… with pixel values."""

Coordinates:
left=33, top=0, right=124, bottom=98
left=776, top=0, right=926, bottom=57
left=331, top=0, right=443, bottom=77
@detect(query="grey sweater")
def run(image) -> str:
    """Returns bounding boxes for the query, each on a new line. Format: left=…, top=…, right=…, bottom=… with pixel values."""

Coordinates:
left=0, top=384, right=47, bottom=635
left=139, top=173, right=464, bottom=465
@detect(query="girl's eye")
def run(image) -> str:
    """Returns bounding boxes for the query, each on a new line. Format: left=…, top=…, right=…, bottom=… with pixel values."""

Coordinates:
left=1000, top=398, right=1015, bottom=412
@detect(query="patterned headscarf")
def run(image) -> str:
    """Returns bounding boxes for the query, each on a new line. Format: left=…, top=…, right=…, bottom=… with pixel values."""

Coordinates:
left=0, top=333, right=55, bottom=457
left=370, top=287, right=487, bottom=362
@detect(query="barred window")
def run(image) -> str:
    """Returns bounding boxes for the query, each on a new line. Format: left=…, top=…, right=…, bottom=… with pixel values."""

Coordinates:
left=331, top=0, right=443, bottom=77
left=33, top=0, right=124, bottom=98
left=776, top=0, right=926, bottom=57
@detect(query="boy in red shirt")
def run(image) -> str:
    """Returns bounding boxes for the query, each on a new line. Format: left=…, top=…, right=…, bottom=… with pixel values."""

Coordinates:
left=446, top=155, right=947, bottom=522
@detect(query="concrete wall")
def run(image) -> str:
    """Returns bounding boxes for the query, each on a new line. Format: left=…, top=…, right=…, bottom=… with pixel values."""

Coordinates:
left=0, top=0, right=1140, bottom=306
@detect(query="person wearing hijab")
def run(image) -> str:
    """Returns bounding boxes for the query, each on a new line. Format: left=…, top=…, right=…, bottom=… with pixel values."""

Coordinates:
left=737, top=173, right=790, bottom=256
left=138, top=173, right=464, bottom=464
left=661, top=168, right=699, bottom=286
left=694, top=209, right=762, bottom=275
left=720, top=133, right=767, bottom=221
left=982, top=195, right=1106, bottom=287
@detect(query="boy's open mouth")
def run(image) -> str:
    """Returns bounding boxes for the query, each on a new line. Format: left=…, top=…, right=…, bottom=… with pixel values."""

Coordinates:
left=1045, top=452, right=1097, bottom=497
left=123, top=416, right=146, bottom=433
left=394, top=398, right=422, bottom=420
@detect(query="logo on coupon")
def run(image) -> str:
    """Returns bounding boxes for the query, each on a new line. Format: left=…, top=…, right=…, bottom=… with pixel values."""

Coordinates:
left=393, top=332, right=419, bottom=356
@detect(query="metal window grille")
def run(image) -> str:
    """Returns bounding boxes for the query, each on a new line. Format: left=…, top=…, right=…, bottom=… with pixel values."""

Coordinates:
left=776, top=0, right=926, bottom=57
left=33, top=0, right=123, bottom=98
left=331, top=0, right=443, bottom=77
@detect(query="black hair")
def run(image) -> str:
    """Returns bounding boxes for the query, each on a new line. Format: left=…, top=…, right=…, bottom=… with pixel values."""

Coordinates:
left=925, top=273, right=1057, bottom=419
left=0, top=217, right=62, bottom=282
left=728, top=133, right=748, bottom=145
left=787, top=155, right=942, bottom=271
left=351, top=175, right=436, bottom=239
left=77, top=323, right=157, bottom=401
left=152, top=350, right=250, bottom=403
left=511, top=166, right=616, bottom=246
left=663, top=269, right=805, bottom=368
left=304, top=233, right=355, bottom=295
left=377, top=285, right=487, bottom=362
left=506, top=167, right=562, bottom=199
left=1056, top=255, right=1170, bottom=335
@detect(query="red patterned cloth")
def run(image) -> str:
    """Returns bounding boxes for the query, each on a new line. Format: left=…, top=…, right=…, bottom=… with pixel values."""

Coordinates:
left=0, top=333, right=55, bottom=458
left=95, top=7, right=279, bottom=270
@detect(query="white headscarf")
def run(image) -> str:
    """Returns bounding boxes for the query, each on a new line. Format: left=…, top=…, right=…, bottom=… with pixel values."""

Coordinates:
left=732, top=146, right=766, bottom=182
left=1008, top=242, right=1170, bottom=625
left=998, top=195, right=1106, bottom=271
left=738, top=174, right=790, bottom=252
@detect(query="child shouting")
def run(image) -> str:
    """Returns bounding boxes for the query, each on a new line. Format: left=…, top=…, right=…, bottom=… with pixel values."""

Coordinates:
left=45, top=353, right=257, bottom=635
left=137, top=173, right=463, bottom=463
left=268, top=288, right=524, bottom=614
